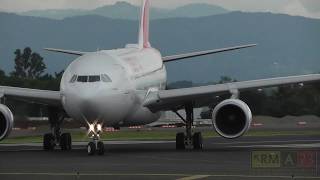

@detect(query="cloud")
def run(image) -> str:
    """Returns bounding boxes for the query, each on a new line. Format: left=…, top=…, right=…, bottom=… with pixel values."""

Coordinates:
left=299, top=0, right=320, bottom=12
left=282, top=0, right=320, bottom=19
left=0, top=0, right=292, bottom=12
left=0, top=0, right=116, bottom=12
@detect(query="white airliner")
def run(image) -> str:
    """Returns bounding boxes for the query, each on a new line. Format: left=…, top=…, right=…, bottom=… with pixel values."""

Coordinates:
left=1, top=0, right=320, bottom=155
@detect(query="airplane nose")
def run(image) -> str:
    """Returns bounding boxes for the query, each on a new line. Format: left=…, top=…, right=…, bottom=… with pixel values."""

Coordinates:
left=75, top=87, right=103, bottom=121
left=79, top=98, right=100, bottom=121
left=65, top=83, right=134, bottom=126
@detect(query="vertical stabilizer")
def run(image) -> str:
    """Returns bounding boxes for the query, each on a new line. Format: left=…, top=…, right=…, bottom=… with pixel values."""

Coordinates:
left=138, top=0, right=151, bottom=49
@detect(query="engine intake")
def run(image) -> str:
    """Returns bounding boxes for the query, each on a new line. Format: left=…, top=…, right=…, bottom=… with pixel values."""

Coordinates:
left=0, top=104, right=14, bottom=140
left=212, top=99, right=252, bottom=139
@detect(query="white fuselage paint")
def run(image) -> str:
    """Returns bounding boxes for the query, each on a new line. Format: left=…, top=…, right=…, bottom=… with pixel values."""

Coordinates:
left=60, top=46, right=167, bottom=127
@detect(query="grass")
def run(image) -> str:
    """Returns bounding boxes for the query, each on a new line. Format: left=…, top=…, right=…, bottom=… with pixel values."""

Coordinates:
left=1, top=129, right=320, bottom=144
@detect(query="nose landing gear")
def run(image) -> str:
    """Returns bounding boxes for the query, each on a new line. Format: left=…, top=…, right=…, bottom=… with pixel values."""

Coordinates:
left=87, top=137, right=105, bottom=155
left=87, top=123, right=105, bottom=155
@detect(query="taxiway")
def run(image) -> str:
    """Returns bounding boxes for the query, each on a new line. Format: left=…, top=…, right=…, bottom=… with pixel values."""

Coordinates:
left=1, top=135, right=320, bottom=180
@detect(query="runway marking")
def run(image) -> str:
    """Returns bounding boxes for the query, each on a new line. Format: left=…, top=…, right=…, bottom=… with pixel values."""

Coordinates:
left=0, top=172, right=320, bottom=179
left=1, top=139, right=319, bottom=147
left=177, top=175, right=210, bottom=180
left=213, top=139, right=320, bottom=145
left=0, top=140, right=174, bottom=147
left=232, top=143, right=320, bottom=148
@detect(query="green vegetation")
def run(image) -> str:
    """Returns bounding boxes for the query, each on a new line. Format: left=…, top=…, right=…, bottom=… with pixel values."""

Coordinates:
left=2, top=129, right=320, bottom=144
left=0, top=47, right=62, bottom=91
left=11, top=47, right=46, bottom=79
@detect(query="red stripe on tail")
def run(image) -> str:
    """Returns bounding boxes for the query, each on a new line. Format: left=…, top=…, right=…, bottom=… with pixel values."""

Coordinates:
left=138, top=0, right=151, bottom=49
left=143, top=0, right=150, bottom=48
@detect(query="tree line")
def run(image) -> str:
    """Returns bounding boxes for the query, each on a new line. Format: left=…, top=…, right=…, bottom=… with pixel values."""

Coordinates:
left=0, top=47, right=62, bottom=91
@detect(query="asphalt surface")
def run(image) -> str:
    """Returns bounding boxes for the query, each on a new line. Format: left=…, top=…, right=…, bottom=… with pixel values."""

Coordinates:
left=1, top=135, right=320, bottom=180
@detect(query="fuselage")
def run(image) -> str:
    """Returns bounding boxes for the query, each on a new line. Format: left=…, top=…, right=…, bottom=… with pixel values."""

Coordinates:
left=60, top=45, right=167, bottom=127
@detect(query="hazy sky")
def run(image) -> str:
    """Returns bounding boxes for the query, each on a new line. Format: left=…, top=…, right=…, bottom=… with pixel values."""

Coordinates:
left=0, top=0, right=320, bottom=19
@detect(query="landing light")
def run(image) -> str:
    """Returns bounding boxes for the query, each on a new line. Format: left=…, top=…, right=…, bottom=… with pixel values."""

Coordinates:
left=89, top=124, right=95, bottom=133
left=87, top=122, right=103, bottom=135
left=97, top=124, right=102, bottom=132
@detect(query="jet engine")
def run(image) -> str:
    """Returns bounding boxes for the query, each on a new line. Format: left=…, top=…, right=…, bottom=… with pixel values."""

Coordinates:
left=212, top=99, right=252, bottom=139
left=0, top=104, right=14, bottom=140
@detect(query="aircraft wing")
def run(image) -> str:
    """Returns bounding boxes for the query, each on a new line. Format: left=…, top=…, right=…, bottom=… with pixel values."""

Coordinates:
left=0, top=86, right=61, bottom=106
left=162, top=44, right=257, bottom=62
left=44, top=48, right=88, bottom=56
left=143, top=74, right=320, bottom=112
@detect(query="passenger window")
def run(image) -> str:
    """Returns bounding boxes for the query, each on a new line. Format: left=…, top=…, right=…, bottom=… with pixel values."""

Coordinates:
left=89, top=76, right=100, bottom=82
left=70, top=75, right=77, bottom=83
left=101, top=74, right=112, bottom=82
left=77, top=76, right=88, bottom=82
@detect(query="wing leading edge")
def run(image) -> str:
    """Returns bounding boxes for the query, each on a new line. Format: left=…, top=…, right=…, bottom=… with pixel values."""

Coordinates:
left=143, top=74, right=320, bottom=112
left=162, top=44, right=257, bottom=62
left=44, top=48, right=88, bottom=56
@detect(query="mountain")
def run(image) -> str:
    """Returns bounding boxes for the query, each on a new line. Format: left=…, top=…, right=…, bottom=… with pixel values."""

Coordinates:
left=19, top=9, right=86, bottom=20
left=0, top=12, right=319, bottom=83
left=167, top=3, right=228, bottom=18
left=19, top=2, right=229, bottom=20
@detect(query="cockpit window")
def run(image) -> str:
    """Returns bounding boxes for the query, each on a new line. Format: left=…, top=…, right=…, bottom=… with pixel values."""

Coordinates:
left=77, top=76, right=88, bottom=82
left=74, top=74, right=111, bottom=83
left=101, top=74, right=112, bottom=82
left=89, top=76, right=100, bottom=82
left=70, top=75, right=77, bottom=83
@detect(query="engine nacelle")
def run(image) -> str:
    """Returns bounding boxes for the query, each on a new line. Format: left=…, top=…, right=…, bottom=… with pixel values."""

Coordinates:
left=0, top=104, right=14, bottom=140
left=212, top=99, right=252, bottom=139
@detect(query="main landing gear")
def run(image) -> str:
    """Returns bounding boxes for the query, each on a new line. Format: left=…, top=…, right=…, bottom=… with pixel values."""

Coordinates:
left=174, top=103, right=203, bottom=150
left=87, top=123, right=105, bottom=155
left=43, top=108, right=72, bottom=151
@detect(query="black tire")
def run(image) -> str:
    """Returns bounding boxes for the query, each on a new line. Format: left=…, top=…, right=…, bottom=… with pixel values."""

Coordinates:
left=43, top=133, right=55, bottom=151
left=97, top=141, right=105, bottom=155
left=66, top=133, right=72, bottom=150
left=60, top=133, right=72, bottom=151
left=60, top=134, right=66, bottom=150
left=176, top=133, right=185, bottom=150
left=87, top=142, right=96, bottom=156
left=193, top=132, right=203, bottom=150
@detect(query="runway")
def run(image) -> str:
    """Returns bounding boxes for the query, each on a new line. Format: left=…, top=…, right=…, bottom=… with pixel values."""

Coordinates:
left=1, top=135, right=320, bottom=180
